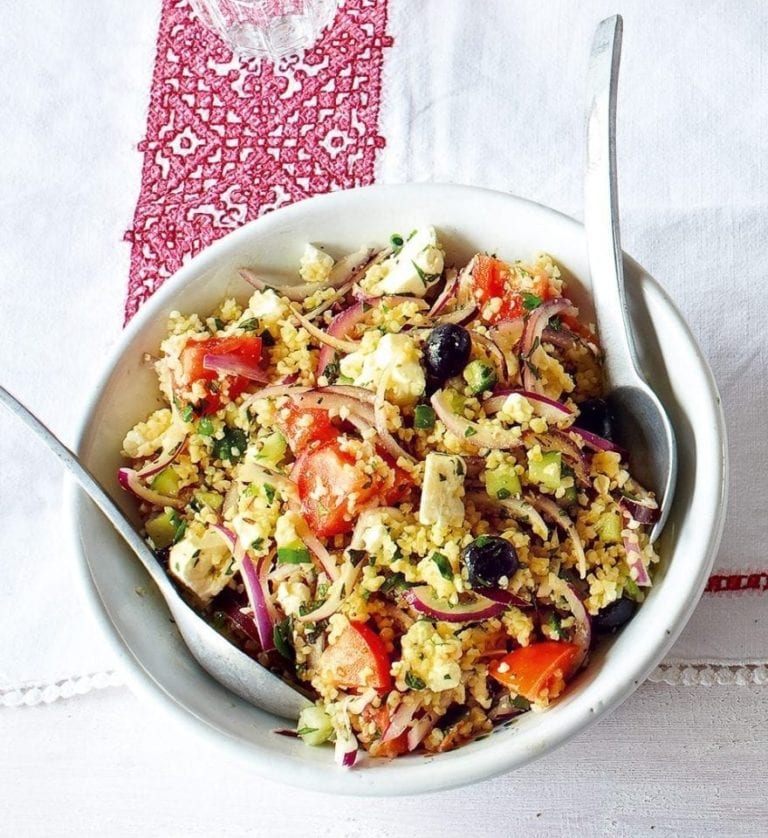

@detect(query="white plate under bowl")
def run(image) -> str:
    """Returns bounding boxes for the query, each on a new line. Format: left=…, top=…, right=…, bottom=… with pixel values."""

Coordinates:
left=67, top=184, right=727, bottom=796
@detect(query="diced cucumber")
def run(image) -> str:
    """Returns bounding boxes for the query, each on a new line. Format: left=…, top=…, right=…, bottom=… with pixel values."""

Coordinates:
left=527, top=451, right=562, bottom=491
left=623, top=576, right=641, bottom=600
left=145, top=509, right=184, bottom=550
left=150, top=467, right=180, bottom=497
left=192, top=489, right=223, bottom=511
left=297, top=705, right=334, bottom=746
left=277, top=543, right=312, bottom=564
left=485, top=463, right=522, bottom=499
left=414, top=404, right=436, bottom=429
left=462, top=359, right=497, bottom=394
left=444, top=387, right=465, bottom=414
left=597, top=510, right=622, bottom=544
left=258, top=431, right=287, bottom=465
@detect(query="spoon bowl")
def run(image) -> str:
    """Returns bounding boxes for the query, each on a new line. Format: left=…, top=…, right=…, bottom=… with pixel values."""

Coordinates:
left=0, top=384, right=310, bottom=721
left=584, top=15, right=678, bottom=541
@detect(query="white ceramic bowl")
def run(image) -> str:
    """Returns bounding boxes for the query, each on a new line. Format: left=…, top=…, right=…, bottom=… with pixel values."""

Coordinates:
left=67, top=184, right=727, bottom=796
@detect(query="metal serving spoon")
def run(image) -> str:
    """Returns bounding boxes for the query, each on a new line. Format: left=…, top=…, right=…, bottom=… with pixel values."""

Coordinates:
left=584, top=15, right=677, bottom=540
left=0, top=384, right=311, bottom=720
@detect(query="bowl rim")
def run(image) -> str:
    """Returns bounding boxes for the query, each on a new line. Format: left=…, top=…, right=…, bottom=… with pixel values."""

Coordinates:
left=65, top=182, right=728, bottom=795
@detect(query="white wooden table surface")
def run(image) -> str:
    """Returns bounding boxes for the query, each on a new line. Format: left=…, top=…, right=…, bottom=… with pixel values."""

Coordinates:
left=2, top=3, right=766, bottom=835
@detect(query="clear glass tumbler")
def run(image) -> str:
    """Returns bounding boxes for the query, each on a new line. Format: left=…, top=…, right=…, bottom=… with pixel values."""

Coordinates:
left=190, top=0, right=341, bottom=61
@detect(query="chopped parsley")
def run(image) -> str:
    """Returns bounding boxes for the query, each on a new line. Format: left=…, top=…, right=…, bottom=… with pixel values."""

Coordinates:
left=212, top=427, right=247, bottom=463
left=238, top=317, right=260, bottom=331
left=412, top=260, right=440, bottom=287
left=380, top=572, right=407, bottom=594
left=347, top=548, right=367, bottom=566
left=405, top=672, right=426, bottom=691
left=263, top=483, right=277, bottom=504
left=521, top=292, right=542, bottom=311
left=464, top=426, right=477, bottom=438
left=197, top=417, right=214, bottom=437
left=273, top=618, right=294, bottom=661
left=431, top=551, right=453, bottom=580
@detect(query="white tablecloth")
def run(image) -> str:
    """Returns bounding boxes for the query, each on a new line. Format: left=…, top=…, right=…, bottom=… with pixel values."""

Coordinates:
left=1, top=1, right=766, bottom=833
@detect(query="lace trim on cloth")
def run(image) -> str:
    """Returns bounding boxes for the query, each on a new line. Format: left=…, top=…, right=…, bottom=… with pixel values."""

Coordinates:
left=123, top=0, right=393, bottom=321
left=6, top=661, right=768, bottom=707
left=1, top=672, right=124, bottom=708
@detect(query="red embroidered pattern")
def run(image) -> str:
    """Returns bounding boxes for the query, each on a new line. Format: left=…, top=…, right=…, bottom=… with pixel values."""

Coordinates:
left=706, top=573, right=768, bottom=594
left=124, top=0, right=392, bottom=321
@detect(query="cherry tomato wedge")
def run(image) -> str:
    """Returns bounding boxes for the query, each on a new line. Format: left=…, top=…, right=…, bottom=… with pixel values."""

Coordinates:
left=488, top=641, right=581, bottom=703
left=278, top=404, right=337, bottom=454
left=318, top=621, right=393, bottom=693
left=470, top=255, right=524, bottom=322
left=179, top=335, right=263, bottom=415
left=292, top=439, right=412, bottom=537
left=469, top=255, right=556, bottom=324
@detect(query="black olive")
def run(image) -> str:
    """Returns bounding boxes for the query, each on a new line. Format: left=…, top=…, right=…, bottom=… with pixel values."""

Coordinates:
left=575, top=397, right=614, bottom=440
left=423, top=324, right=472, bottom=382
left=593, top=597, right=636, bottom=633
left=462, top=535, right=519, bottom=588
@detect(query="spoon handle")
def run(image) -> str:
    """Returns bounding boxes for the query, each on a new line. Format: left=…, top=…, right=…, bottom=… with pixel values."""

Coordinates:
left=584, top=15, right=642, bottom=386
left=0, top=385, right=169, bottom=591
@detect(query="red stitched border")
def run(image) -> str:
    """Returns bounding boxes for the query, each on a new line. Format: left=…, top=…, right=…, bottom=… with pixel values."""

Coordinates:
left=705, top=573, right=768, bottom=594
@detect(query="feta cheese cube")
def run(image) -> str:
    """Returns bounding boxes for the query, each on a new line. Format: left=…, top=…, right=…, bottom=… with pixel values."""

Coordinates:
left=168, top=526, right=234, bottom=602
left=363, top=226, right=444, bottom=298
left=299, top=243, right=335, bottom=284
left=339, top=332, right=425, bottom=405
left=419, top=452, right=466, bottom=528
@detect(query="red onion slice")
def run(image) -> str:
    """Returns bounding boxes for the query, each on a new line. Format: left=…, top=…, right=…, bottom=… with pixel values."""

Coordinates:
left=467, top=491, right=550, bottom=541
left=240, top=553, right=276, bottom=652
left=569, top=426, right=623, bottom=454
left=431, top=389, right=524, bottom=451
left=290, top=304, right=360, bottom=353
left=542, top=326, right=600, bottom=357
left=317, top=301, right=369, bottom=376
left=619, top=479, right=661, bottom=525
left=519, top=298, right=577, bottom=394
left=135, top=439, right=187, bottom=480
left=428, top=263, right=464, bottom=316
left=406, top=712, right=438, bottom=751
left=469, top=331, right=508, bottom=386
left=403, top=586, right=508, bottom=622
left=527, top=429, right=591, bottom=487
left=547, top=576, right=591, bottom=671
left=434, top=301, right=477, bottom=326
left=211, top=524, right=237, bottom=549
left=238, top=248, right=377, bottom=303
left=117, top=467, right=185, bottom=509
left=527, top=493, right=587, bottom=579
left=381, top=698, right=419, bottom=743
left=621, top=511, right=652, bottom=586
left=203, top=352, right=269, bottom=383
left=481, top=587, right=533, bottom=609
left=483, top=390, right=572, bottom=424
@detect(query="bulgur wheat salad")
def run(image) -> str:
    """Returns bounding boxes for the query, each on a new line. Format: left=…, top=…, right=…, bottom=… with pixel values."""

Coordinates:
left=120, top=227, right=660, bottom=765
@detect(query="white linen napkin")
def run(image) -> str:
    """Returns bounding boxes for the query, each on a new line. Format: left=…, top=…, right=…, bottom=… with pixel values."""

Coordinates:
left=2, top=0, right=765, bottom=705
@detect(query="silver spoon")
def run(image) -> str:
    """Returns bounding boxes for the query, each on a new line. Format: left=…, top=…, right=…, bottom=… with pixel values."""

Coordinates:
left=584, top=15, right=677, bottom=541
left=0, top=384, right=311, bottom=720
